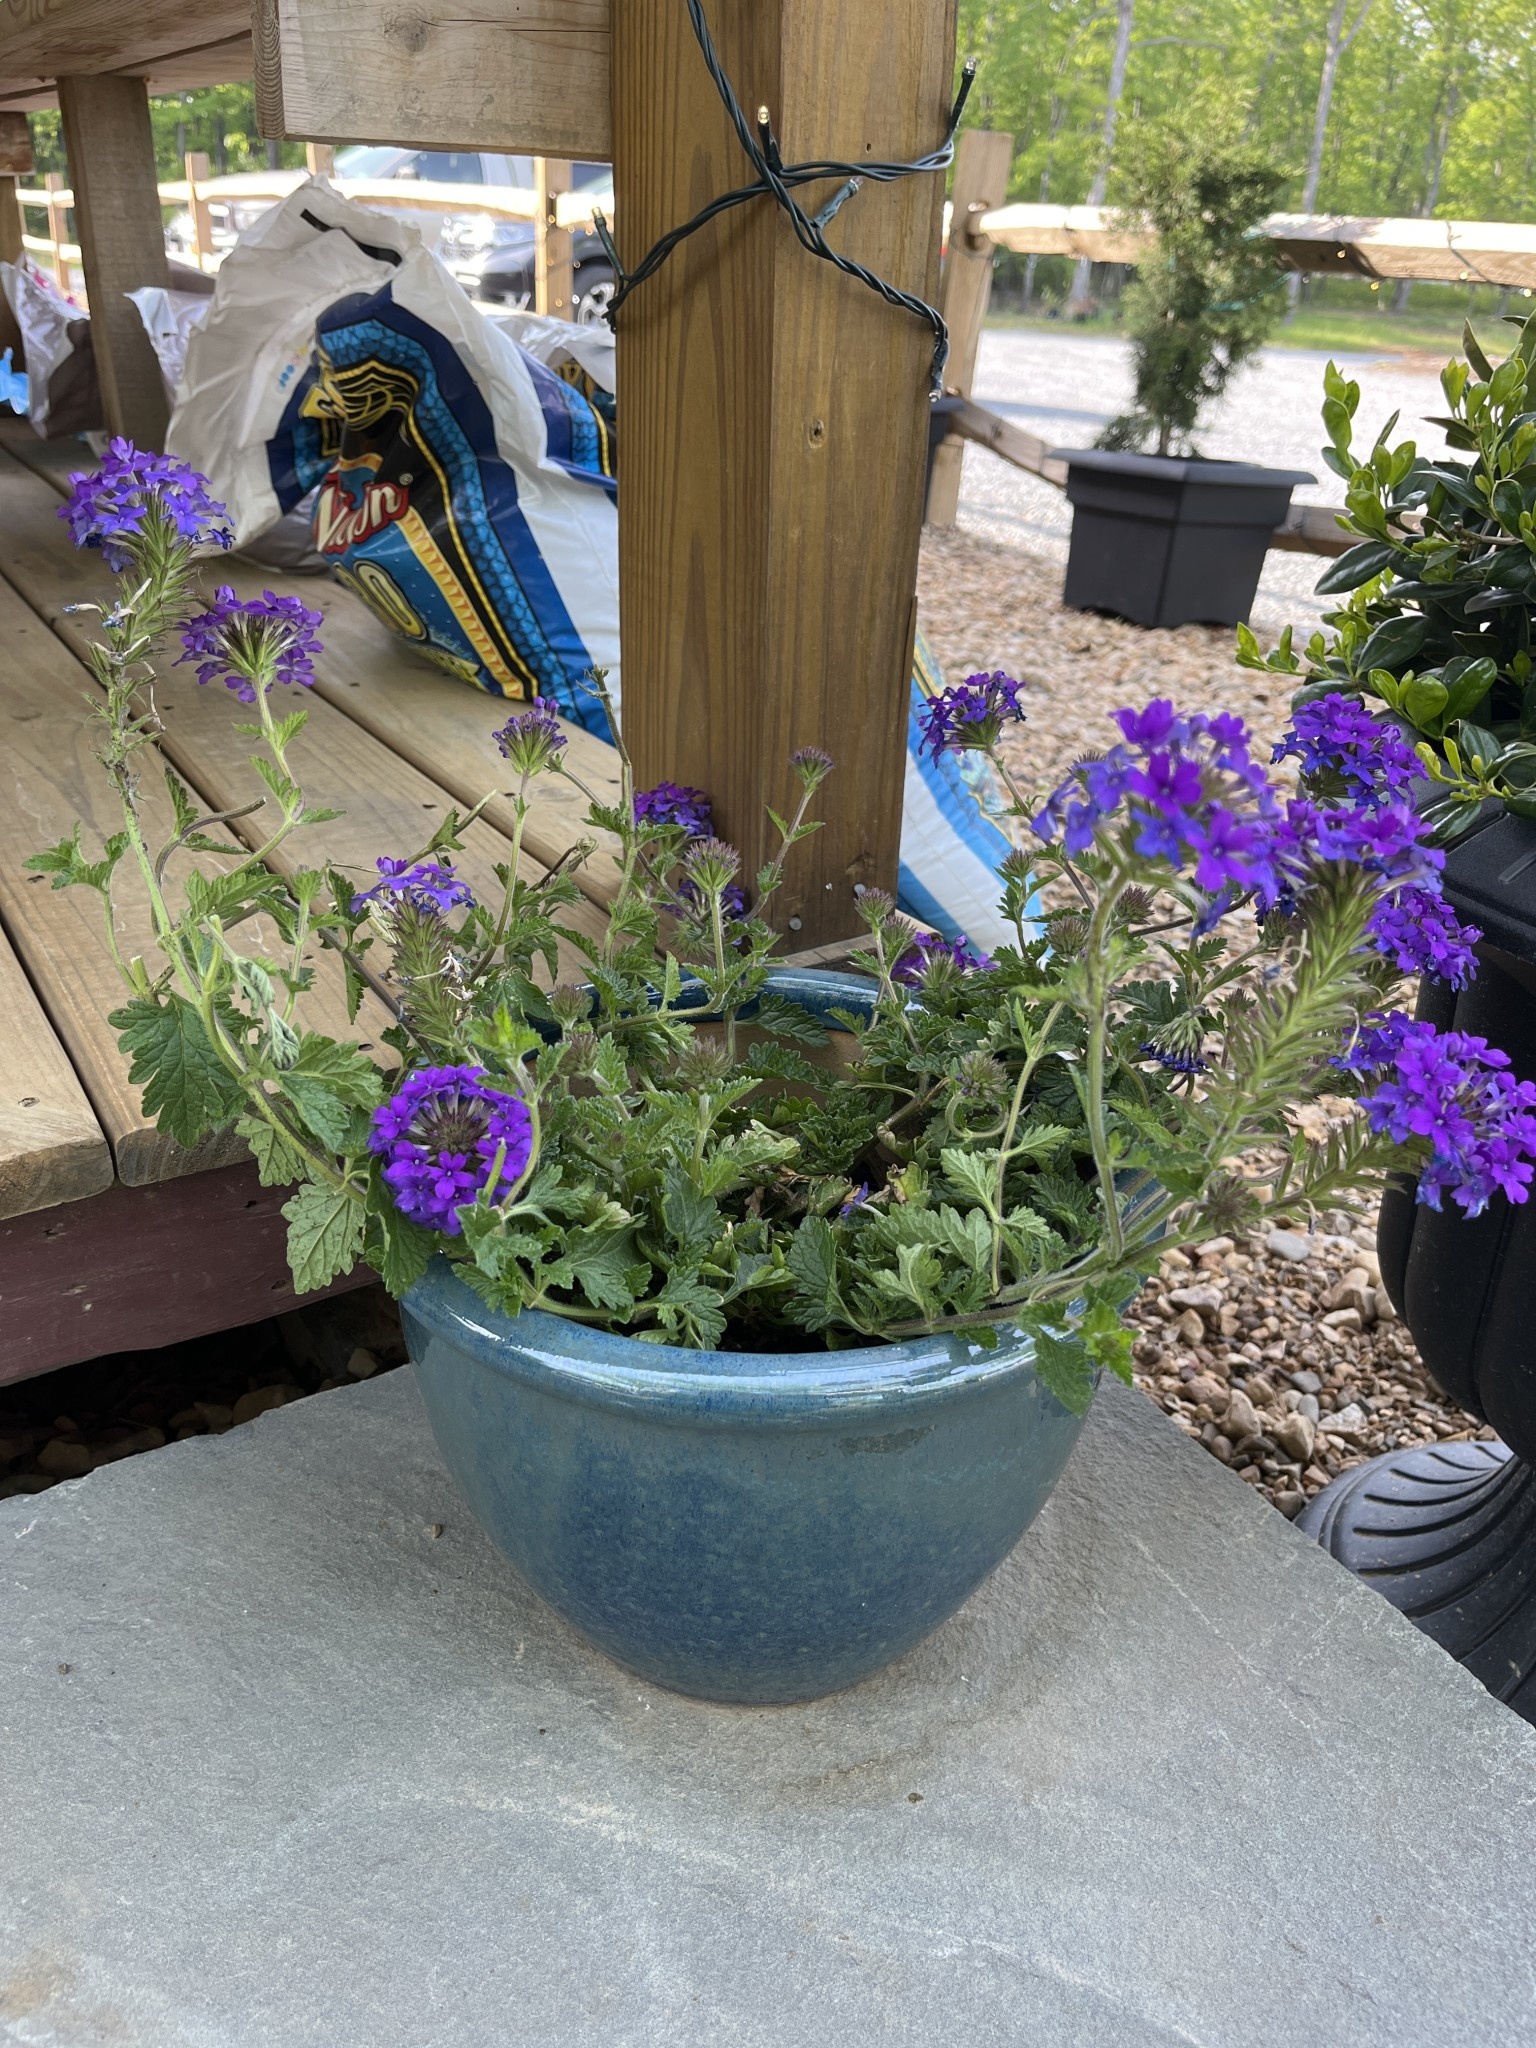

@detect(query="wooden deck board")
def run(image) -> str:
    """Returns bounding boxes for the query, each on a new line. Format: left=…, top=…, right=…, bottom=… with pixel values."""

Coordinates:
left=0, top=423, right=627, bottom=903
left=0, top=445, right=611, bottom=971
left=0, top=569, right=250, bottom=1185
left=0, top=560, right=392, bottom=1185
left=0, top=916, right=113, bottom=1220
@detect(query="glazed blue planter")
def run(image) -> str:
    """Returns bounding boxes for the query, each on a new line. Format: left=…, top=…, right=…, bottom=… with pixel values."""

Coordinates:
left=403, top=1275, right=1094, bottom=1704
left=400, top=967, right=1098, bottom=1704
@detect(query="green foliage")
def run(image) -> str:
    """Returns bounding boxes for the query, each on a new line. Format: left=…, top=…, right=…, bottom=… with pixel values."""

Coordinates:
left=1097, top=99, right=1289, bottom=458
left=1241, top=314, right=1536, bottom=837
left=42, top=458, right=1425, bottom=1417
left=956, top=0, right=1536, bottom=231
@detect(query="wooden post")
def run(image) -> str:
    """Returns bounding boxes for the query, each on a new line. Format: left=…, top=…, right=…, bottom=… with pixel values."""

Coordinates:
left=58, top=75, right=171, bottom=447
left=305, top=142, right=336, bottom=178
left=0, top=177, right=20, bottom=362
left=535, top=157, right=573, bottom=319
left=613, top=0, right=957, bottom=947
left=184, top=151, right=214, bottom=272
left=0, top=113, right=29, bottom=367
left=926, top=128, right=1011, bottom=528
left=43, top=172, right=68, bottom=291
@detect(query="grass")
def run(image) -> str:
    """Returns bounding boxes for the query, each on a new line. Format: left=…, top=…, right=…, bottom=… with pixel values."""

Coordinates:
left=984, top=296, right=1536, bottom=360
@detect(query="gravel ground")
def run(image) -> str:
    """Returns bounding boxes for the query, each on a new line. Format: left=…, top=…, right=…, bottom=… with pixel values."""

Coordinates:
left=959, top=327, right=1452, bottom=637
left=0, top=1291, right=406, bottom=1502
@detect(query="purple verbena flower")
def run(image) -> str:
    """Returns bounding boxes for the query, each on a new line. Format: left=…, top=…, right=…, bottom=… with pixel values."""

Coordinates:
left=61, top=439, right=232, bottom=572
left=893, top=931, right=996, bottom=986
left=177, top=586, right=323, bottom=702
left=368, top=1065, right=534, bottom=1233
left=1355, top=1016, right=1536, bottom=1215
left=635, top=782, right=716, bottom=838
left=839, top=1183, right=872, bottom=1218
left=1139, top=1041, right=1207, bottom=1074
left=1366, top=886, right=1481, bottom=989
left=1273, top=693, right=1421, bottom=804
left=494, top=697, right=567, bottom=777
left=1034, top=701, right=1285, bottom=905
left=352, top=857, right=474, bottom=915
left=919, top=671, right=1027, bottom=759
left=1333, top=1009, right=1413, bottom=1073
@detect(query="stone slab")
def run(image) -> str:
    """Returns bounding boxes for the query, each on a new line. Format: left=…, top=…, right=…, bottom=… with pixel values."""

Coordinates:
left=2, top=1369, right=1534, bottom=2048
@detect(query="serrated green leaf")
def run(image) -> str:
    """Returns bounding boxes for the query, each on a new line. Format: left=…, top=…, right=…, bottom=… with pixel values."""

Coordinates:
left=940, top=1146, right=1001, bottom=1209
left=110, top=995, right=244, bottom=1149
left=750, top=993, right=829, bottom=1044
left=282, top=1178, right=366, bottom=1295
left=565, top=1225, right=640, bottom=1310
left=368, top=1197, right=437, bottom=1296
left=1029, top=1326, right=1097, bottom=1416
left=236, top=1112, right=305, bottom=1188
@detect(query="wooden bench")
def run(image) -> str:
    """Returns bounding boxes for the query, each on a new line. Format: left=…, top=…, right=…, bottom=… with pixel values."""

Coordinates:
left=0, top=417, right=624, bottom=1387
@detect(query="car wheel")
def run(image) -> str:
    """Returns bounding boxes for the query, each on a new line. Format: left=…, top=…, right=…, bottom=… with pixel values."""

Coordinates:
left=574, top=268, right=616, bottom=328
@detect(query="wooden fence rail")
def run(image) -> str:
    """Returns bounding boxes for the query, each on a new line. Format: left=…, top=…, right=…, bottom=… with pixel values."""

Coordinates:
left=939, top=396, right=1356, bottom=558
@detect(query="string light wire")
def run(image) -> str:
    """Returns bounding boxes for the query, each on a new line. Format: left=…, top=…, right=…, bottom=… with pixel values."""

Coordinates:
left=591, top=0, right=976, bottom=392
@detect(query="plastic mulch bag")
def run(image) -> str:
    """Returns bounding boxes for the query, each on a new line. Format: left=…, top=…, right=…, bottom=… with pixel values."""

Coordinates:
left=168, top=181, right=1011, bottom=944
left=167, top=179, right=619, bottom=726
left=0, top=259, right=100, bottom=437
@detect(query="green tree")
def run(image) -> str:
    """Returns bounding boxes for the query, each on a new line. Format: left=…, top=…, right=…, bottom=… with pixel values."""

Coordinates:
left=1098, top=99, right=1290, bottom=454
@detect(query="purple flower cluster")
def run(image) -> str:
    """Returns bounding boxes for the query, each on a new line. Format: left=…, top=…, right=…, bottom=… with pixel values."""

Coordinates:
left=635, top=782, right=749, bottom=918
left=1140, top=1041, right=1207, bottom=1075
left=352, top=857, right=474, bottom=916
left=635, top=781, right=716, bottom=838
left=1354, top=1015, right=1536, bottom=1215
left=494, top=697, right=567, bottom=776
left=368, top=1065, right=533, bottom=1233
left=1366, top=886, right=1481, bottom=990
left=1273, top=695, right=1421, bottom=803
left=178, top=587, right=323, bottom=702
left=61, top=441, right=232, bottom=573
left=1035, top=702, right=1285, bottom=902
left=919, top=671, right=1027, bottom=759
left=893, top=931, right=995, bottom=985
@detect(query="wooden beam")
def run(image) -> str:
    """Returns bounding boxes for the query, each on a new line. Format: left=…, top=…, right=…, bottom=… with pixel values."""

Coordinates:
left=0, top=1160, right=373, bottom=1387
left=0, top=3, right=249, bottom=90
left=0, top=171, right=22, bottom=367
left=613, top=0, right=956, bottom=948
left=535, top=158, right=573, bottom=319
left=42, top=170, right=67, bottom=290
left=58, top=75, right=170, bottom=446
left=253, top=0, right=610, bottom=158
left=304, top=141, right=335, bottom=178
left=927, top=129, right=1011, bottom=528
left=183, top=150, right=214, bottom=272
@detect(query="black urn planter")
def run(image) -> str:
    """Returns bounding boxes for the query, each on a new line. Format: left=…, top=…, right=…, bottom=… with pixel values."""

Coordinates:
left=1051, top=449, right=1315, bottom=630
left=1299, top=811, right=1536, bottom=1724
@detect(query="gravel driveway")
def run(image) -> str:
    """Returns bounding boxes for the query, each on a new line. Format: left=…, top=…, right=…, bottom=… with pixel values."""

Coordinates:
left=959, top=327, right=1452, bottom=637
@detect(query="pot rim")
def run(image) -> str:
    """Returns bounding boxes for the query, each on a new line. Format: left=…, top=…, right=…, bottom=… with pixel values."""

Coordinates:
left=1049, top=446, right=1316, bottom=488
left=403, top=1259, right=1060, bottom=1424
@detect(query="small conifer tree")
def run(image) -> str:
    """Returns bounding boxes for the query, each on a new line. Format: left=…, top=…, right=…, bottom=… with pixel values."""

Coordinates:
left=1099, top=100, right=1289, bottom=458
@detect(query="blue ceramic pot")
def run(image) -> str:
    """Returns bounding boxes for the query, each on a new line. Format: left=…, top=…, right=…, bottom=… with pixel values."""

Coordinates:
left=399, top=969, right=1097, bottom=1704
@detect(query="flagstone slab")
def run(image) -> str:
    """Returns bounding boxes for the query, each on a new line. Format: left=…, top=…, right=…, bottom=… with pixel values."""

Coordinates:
left=2, top=1368, right=1534, bottom=2047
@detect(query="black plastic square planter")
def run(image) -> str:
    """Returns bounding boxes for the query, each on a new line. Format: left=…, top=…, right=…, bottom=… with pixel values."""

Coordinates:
left=1051, top=448, right=1316, bottom=630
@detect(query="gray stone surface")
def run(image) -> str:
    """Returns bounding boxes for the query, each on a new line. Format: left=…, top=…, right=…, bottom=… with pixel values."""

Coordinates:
left=3, top=1369, right=1534, bottom=2048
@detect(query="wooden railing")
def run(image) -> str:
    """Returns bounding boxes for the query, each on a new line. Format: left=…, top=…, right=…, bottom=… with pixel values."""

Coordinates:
left=11, top=158, right=606, bottom=295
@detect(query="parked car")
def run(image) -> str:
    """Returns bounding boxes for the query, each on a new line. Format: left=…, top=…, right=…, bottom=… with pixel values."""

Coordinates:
left=440, top=169, right=615, bottom=323
left=165, top=149, right=601, bottom=264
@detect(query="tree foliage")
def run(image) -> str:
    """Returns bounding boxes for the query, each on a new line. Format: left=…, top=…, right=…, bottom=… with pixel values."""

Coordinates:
left=957, top=0, right=1536, bottom=227
left=1097, top=99, right=1289, bottom=455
